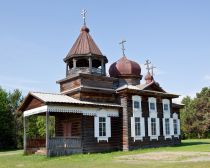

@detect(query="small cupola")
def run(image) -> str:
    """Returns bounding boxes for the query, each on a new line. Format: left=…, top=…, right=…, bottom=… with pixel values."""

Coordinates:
left=64, top=10, right=108, bottom=77
left=144, top=59, right=155, bottom=84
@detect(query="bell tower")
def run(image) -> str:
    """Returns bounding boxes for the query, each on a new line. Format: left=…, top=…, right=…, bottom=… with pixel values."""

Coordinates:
left=63, top=9, right=107, bottom=77
left=57, top=10, right=117, bottom=104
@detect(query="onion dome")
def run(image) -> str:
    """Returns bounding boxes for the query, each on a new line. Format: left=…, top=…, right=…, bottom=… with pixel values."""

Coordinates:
left=145, top=72, right=154, bottom=84
left=109, top=56, right=141, bottom=78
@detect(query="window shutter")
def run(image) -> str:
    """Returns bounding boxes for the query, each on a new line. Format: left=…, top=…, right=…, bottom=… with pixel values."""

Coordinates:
left=170, top=118, right=174, bottom=136
left=141, top=117, right=145, bottom=137
left=94, top=116, right=99, bottom=138
left=131, top=117, right=135, bottom=137
left=156, top=118, right=160, bottom=136
left=148, top=118, right=151, bottom=137
left=162, top=118, right=165, bottom=136
left=177, top=119, right=180, bottom=135
left=106, top=117, right=111, bottom=138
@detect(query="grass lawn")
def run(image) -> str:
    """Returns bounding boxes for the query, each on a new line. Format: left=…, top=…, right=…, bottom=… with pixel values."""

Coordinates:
left=1, top=139, right=210, bottom=168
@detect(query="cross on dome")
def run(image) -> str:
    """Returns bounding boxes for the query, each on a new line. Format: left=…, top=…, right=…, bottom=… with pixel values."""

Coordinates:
left=81, top=9, right=87, bottom=26
left=119, top=40, right=126, bottom=56
left=150, top=64, right=156, bottom=76
left=144, top=59, right=151, bottom=73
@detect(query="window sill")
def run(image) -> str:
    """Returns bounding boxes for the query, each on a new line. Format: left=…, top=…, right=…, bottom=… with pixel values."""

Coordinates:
left=174, top=134, right=179, bottom=138
left=164, top=135, right=172, bottom=139
left=150, top=136, right=159, bottom=140
left=133, top=136, right=143, bottom=142
left=97, top=137, right=109, bottom=142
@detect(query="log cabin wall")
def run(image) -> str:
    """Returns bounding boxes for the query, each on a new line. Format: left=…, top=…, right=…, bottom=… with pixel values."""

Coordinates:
left=55, top=113, right=82, bottom=137
left=120, top=93, right=181, bottom=150
left=79, top=92, right=117, bottom=104
left=60, top=78, right=81, bottom=93
left=81, top=116, right=121, bottom=153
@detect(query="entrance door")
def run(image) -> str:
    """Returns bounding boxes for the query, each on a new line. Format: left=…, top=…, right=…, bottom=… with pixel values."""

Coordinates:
left=63, top=122, right=72, bottom=138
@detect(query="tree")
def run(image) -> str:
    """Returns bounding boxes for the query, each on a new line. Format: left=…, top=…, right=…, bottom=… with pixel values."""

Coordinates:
left=8, top=89, right=24, bottom=149
left=180, top=87, right=210, bottom=139
left=0, top=87, right=15, bottom=149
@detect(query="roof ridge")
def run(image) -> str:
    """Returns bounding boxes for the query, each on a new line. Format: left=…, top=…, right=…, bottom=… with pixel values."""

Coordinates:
left=30, top=91, right=62, bottom=95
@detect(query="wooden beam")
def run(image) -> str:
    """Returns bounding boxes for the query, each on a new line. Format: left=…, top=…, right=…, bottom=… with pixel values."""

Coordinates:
left=23, top=116, right=27, bottom=154
left=46, top=111, right=49, bottom=156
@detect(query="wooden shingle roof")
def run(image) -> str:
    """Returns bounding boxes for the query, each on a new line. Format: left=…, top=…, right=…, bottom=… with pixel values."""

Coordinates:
left=64, top=26, right=103, bottom=61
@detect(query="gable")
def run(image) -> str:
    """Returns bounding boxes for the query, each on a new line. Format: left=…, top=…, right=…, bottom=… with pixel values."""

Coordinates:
left=143, top=82, right=166, bottom=93
left=18, top=94, right=45, bottom=112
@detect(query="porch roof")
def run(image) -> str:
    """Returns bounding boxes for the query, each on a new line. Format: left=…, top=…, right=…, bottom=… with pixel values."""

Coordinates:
left=19, top=92, right=121, bottom=111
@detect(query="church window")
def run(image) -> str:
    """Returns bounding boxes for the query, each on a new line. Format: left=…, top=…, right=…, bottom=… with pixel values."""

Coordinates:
left=134, top=101, right=140, bottom=109
left=131, top=95, right=145, bottom=141
left=150, top=102, right=155, bottom=110
left=148, top=97, right=157, bottom=112
left=99, top=117, right=106, bottom=137
left=165, top=118, right=170, bottom=135
left=94, top=111, right=111, bottom=142
left=173, top=119, right=178, bottom=135
left=135, top=117, right=141, bottom=136
left=163, top=104, right=169, bottom=111
left=151, top=118, right=156, bottom=135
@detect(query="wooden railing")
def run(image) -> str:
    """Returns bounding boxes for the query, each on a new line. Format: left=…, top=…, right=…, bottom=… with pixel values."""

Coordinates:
left=49, top=137, right=81, bottom=149
left=27, top=138, right=45, bottom=148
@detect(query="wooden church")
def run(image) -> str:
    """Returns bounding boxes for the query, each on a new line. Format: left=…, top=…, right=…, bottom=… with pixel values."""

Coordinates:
left=18, top=11, right=183, bottom=156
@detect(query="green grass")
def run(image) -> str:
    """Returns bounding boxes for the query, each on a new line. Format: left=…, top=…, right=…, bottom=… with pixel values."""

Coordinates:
left=1, top=139, right=210, bottom=168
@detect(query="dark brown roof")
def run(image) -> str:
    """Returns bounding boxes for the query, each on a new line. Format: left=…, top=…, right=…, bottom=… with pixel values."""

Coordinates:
left=64, top=26, right=103, bottom=61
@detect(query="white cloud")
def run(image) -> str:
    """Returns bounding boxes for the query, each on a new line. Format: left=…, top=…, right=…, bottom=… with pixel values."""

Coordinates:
left=172, top=92, right=196, bottom=104
left=204, top=75, right=210, bottom=81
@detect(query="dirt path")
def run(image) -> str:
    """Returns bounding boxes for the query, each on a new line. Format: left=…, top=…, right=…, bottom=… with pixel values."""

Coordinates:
left=116, top=151, right=210, bottom=163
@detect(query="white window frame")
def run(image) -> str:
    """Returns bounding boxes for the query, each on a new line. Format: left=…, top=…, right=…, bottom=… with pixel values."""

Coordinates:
left=148, top=97, right=159, bottom=140
left=131, top=95, right=145, bottom=141
left=162, top=99, right=170, bottom=114
left=94, top=110, right=111, bottom=142
left=162, top=99, right=173, bottom=139
left=148, top=97, right=157, bottom=113
left=173, top=113, right=180, bottom=137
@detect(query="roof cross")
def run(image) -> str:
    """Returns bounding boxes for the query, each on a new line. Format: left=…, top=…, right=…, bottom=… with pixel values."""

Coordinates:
left=81, top=9, right=87, bottom=26
left=150, top=65, right=156, bottom=76
left=119, top=40, right=126, bottom=56
left=144, top=59, right=151, bottom=73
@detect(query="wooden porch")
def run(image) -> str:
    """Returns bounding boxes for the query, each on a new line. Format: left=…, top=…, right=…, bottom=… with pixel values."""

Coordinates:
left=26, top=137, right=82, bottom=156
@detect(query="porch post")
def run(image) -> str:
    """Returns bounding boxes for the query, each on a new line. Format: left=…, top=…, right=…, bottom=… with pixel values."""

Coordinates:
left=101, top=59, right=105, bottom=75
left=46, top=111, right=49, bottom=156
left=23, top=116, right=27, bottom=154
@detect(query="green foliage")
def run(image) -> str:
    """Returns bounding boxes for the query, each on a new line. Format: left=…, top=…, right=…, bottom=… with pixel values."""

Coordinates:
left=181, top=87, right=210, bottom=139
left=27, top=116, right=55, bottom=138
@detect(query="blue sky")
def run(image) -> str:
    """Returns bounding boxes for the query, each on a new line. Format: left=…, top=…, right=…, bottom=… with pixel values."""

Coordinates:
left=0, top=0, right=209, bottom=102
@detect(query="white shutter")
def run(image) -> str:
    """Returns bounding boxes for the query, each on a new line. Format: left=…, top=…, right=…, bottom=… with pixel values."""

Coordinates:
left=131, top=117, right=135, bottom=137
left=148, top=118, right=151, bottom=137
left=106, top=117, right=111, bottom=138
left=170, top=118, right=174, bottom=136
left=177, top=119, right=180, bottom=135
left=94, top=116, right=99, bottom=138
left=163, top=118, right=165, bottom=136
left=141, top=117, right=145, bottom=137
left=156, top=118, right=160, bottom=136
